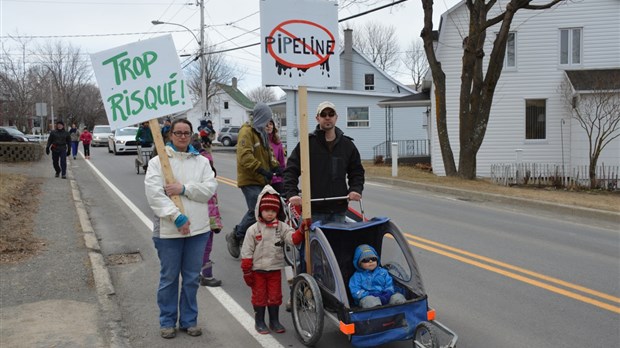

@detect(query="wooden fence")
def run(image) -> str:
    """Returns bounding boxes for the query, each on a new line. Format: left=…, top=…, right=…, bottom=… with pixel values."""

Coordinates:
left=490, top=163, right=619, bottom=190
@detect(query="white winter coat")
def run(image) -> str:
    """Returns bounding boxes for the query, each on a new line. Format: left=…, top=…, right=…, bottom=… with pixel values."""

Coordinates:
left=145, top=145, right=217, bottom=239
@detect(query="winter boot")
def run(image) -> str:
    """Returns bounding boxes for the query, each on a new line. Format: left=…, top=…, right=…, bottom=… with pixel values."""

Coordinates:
left=268, top=306, right=286, bottom=333
left=226, top=231, right=241, bottom=258
left=254, top=306, right=269, bottom=334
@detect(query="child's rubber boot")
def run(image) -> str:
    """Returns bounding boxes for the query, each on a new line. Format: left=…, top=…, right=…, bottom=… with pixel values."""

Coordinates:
left=254, top=306, right=269, bottom=334
left=268, top=306, right=286, bottom=333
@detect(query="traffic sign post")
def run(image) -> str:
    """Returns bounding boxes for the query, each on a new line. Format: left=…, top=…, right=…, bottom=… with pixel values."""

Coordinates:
left=260, top=0, right=339, bottom=273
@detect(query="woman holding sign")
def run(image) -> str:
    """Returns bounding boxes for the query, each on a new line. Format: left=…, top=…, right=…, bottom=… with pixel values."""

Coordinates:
left=145, top=119, right=218, bottom=339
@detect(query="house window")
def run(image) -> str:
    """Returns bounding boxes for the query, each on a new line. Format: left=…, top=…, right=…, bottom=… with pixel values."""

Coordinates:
left=525, top=99, right=546, bottom=140
left=223, top=119, right=231, bottom=125
left=560, top=28, right=581, bottom=66
left=347, top=107, right=369, bottom=128
left=364, top=74, right=374, bottom=91
left=504, top=32, right=516, bottom=68
left=224, top=101, right=229, bottom=109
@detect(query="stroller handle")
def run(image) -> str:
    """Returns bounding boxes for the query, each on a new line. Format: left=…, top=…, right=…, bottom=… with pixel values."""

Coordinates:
left=309, top=196, right=365, bottom=221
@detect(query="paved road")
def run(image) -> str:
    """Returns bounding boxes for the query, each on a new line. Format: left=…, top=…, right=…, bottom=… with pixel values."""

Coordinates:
left=74, top=147, right=619, bottom=347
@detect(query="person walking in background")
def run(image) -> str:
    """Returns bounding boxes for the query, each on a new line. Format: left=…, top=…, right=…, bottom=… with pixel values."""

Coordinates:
left=267, top=120, right=286, bottom=194
left=226, top=103, right=281, bottom=259
left=79, top=127, right=92, bottom=159
left=161, top=118, right=172, bottom=142
left=198, top=119, right=216, bottom=151
left=191, top=138, right=224, bottom=287
left=283, top=101, right=365, bottom=224
left=240, top=186, right=303, bottom=334
left=136, top=121, right=154, bottom=147
left=69, top=123, right=80, bottom=160
left=45, top=120, right=71, bottom=179
left=144, top=119, right=218, bottom=339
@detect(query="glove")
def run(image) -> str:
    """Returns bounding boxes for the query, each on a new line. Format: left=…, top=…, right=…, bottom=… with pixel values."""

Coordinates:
left=272, top=167, right=283, bottom=177
left=46, top=147, right=50, bottom=155
left=66, top=149, right=71, bottom=156
left=257, top=168, right=273, bottom=182
left=378, top=291, right=393, bottom=305
left=243, top=271, right=255, bottom=287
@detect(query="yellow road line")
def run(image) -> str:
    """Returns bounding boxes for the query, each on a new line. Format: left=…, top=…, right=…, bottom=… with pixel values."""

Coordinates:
left=405, top=236, right=620, bottom=314
left=405, top=233, right=620, bottom=304
left=217, top=176, right=237, bottom=186
left=215, top=175, right=619, bottom=313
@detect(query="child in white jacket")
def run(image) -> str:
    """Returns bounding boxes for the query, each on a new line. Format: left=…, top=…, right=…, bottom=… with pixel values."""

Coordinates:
left=240, top=185, right=303, bottom=334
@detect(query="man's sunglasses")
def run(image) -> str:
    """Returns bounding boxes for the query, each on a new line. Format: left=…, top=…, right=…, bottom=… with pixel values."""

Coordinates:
left=319, top=111, right=336, bottom=118
left=360, top=257, right=378, bottom=263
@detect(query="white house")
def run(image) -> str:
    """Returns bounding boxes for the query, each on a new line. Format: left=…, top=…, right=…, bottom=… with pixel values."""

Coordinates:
left=186, top=77, right=254, bottom=134
left=429, top=0, right=620, bottom=177
left=281, top=29, right=427, bottom=160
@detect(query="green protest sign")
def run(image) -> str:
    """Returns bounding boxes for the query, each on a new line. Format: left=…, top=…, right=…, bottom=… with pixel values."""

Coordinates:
left=91, top=35, right=191, bottom=130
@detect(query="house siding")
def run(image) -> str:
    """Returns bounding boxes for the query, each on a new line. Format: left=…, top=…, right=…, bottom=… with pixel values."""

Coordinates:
left=282, top=44, right=423, bottom=160
left=431, top=0, right=620, bottom=176
left=283, top=90, right=424, bottom=160
left=186, top=91, right=251, bottom=137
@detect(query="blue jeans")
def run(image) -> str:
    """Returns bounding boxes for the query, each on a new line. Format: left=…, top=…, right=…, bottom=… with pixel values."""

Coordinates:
left=71, top=141, right=79, bottom=157
left=234, top=185, right=263, bottom=240
left=153, top=232, right=209, bottom=329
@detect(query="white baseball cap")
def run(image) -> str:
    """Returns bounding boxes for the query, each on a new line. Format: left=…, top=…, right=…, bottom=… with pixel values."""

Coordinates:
left=316, top=101, right=336, bottom=116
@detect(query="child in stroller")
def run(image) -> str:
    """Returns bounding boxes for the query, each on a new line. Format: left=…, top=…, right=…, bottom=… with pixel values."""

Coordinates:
left=349, top=244, right=406, bottom=308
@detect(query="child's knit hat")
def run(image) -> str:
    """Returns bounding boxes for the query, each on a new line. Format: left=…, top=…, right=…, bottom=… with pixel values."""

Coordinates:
left=259, top=193, right=280, bottom=214
left=357, top=244, right=378, bottom=265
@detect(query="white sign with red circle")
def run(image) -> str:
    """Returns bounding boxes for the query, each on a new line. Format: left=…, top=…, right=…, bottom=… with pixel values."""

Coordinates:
left=260, top=0, right=339, bottom=87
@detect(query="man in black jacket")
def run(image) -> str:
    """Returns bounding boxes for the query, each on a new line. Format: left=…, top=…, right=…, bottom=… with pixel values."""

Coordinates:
left=283, top=101, right=365, bottom=224
left=45, top=121, right=71, bottom=179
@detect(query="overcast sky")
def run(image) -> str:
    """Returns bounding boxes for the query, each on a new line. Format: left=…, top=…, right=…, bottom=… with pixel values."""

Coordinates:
left=1, top=0, right=460, bottom=93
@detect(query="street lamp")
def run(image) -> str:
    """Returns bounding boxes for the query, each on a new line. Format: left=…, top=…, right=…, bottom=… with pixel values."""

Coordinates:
left=152, top=7, right=207, bottom=121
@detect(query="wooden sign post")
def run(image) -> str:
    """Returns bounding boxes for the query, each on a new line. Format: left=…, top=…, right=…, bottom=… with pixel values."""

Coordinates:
left=149, top=119, right=184, bottom=213
left=297, top=86, right=312, bottom=272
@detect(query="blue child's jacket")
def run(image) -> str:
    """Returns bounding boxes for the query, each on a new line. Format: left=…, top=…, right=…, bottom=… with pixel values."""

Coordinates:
left=349, top=244, right=395, bottom=305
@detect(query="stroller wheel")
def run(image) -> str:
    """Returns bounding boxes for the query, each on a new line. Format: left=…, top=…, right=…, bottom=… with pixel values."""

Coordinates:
left=414, top=321, right=439, bottom=348
left=291, top=273, right=324, bottom=346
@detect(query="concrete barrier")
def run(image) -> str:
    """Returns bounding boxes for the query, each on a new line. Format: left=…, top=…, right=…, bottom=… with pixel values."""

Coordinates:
left=0, top=142, right=44, bottom=162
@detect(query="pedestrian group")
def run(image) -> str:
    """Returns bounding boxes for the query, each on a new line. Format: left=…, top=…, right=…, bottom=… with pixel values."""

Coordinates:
left=60, top=101, right=367, bottom=339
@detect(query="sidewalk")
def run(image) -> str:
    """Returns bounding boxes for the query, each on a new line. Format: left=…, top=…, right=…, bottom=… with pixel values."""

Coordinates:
left=0, top=158, right=128, bottom=347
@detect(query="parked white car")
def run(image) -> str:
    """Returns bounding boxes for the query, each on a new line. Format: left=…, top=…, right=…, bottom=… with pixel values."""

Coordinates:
left=92, top=125, right=113, bottom=147
left=107, top=127, right=138, bottom=155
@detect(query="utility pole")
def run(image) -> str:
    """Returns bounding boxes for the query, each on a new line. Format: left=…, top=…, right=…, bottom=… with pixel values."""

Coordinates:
left=50, top=78, right=55, bottom=127
left=199, top=0, right=208, bottom=120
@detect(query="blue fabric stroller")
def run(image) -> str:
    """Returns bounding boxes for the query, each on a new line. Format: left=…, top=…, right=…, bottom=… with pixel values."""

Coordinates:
left=284, top=202, right=458, bottom=347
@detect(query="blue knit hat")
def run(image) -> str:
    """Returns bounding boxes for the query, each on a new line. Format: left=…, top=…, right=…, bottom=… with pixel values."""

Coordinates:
left=357, top=244, right=378, bottom=265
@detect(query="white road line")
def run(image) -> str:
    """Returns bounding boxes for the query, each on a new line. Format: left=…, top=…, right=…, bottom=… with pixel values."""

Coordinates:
left=83, top=157, right=285, bottom=348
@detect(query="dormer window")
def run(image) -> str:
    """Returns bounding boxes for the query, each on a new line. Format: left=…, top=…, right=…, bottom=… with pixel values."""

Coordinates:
left=364, top=74, right=374, bottom=91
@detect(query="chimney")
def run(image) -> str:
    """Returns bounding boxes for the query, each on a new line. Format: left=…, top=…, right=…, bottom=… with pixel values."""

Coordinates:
left=232, top=77, right=238, bottom=89
left=343, top=29, right=353, bottom=90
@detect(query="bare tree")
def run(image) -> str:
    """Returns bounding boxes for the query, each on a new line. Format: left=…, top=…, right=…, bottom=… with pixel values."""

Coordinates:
left=247, top=86, right=278, bottom=103
left=421, top=0, right=564, bottom=178
left=403, top=39, right=428, bottom=91
left=0, top=37, right=37, bottom=131
left=351, top=21, right=400, bottom=71
left=36, top=41, right=92, bottom=126
left=560, top=71, right=620, bottom=189
left=185, top=43, right=237, bottom=117
left=76, top=84, right=107, bottom=130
